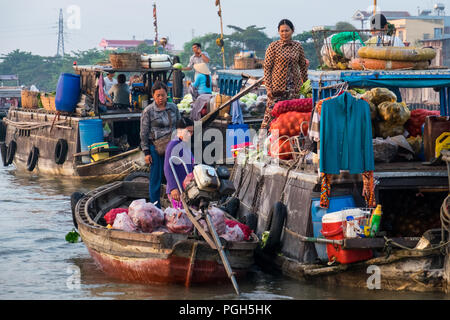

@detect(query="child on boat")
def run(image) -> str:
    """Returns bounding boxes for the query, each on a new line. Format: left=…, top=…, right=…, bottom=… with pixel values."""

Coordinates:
left=163, top=117, right=195, bottom=209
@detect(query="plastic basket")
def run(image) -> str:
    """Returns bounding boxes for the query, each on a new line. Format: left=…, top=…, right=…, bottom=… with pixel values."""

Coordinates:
left=340, top=207, right=373, bottom=239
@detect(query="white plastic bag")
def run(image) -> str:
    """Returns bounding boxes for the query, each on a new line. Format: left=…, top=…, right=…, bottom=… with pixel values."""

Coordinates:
left=221, top=224, right=245, bottom=242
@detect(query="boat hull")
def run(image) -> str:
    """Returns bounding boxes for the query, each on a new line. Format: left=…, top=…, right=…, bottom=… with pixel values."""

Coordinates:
left=75, top=181, right=258, bottom=285
left=86, top=247, right=247, bottom=284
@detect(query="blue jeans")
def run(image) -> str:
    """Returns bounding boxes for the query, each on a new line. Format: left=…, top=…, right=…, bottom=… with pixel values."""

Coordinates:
left=149, top=145, right=165, bottom=208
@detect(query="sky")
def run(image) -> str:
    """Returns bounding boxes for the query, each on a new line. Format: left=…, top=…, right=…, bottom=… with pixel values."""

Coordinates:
left=1, top=0, right=450, bottom=57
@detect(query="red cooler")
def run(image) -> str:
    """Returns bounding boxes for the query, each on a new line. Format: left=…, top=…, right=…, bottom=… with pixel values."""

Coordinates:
left=321, top=212, right=373, bottom=264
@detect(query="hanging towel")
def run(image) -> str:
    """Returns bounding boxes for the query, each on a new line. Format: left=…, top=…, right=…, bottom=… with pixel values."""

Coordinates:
left=231, top=100, right=244, bottom=124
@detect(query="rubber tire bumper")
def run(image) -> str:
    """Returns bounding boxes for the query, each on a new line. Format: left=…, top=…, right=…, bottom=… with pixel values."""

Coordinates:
left=0, top=120, right=6, bottom=142
left=5, top=140, right=16, bottom=166
left=26, top=146, right=39, bottom=171
left=71, top=192, right=85, bottom=230
left=54, top=139, right=68, bottom=165
left=0, top=142, right=8, bottom=166
left=263, top=202, right=287, bottom=254
left=123, top=171, right=150, bottom=183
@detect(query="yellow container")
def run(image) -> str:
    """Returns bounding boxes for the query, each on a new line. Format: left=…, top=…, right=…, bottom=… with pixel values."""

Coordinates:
left=435, top=132, right=450, bottom=158
left=139, top=94, right=149, bottom=108
left=88, top=142, right=109, bottom=162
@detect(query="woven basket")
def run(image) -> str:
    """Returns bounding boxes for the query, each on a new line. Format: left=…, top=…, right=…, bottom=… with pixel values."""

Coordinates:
left=40, top=93, right=56, bottom=111
left=215, top=94, right=231, bottom=117
left=234, top=57, right=257, bottom=70
left=109, top=52, right=141, bottom=69
left=21, top=90, right=39, bottom=109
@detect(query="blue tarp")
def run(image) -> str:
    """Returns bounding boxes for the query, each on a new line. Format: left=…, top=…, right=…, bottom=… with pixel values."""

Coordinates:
left=342, top=78, right=450, bottom=88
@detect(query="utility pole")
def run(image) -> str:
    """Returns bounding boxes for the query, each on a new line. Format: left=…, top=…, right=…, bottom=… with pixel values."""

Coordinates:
left=56, top=8, right=65, bottom=57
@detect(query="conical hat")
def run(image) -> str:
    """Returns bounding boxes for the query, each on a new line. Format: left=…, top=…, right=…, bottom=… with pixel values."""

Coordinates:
left=193, top=63, right=211, bottom=75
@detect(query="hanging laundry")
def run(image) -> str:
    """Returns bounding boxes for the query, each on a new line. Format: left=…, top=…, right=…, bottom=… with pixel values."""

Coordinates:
left=362, top=171, right=376, bottom=208
left=319, top=92, right=374, bottom=175
left=320, top=172, right=331, bottom=209
left=98, top=75, right=106, bottom=105
left=231, top=100, right=244, bottom=124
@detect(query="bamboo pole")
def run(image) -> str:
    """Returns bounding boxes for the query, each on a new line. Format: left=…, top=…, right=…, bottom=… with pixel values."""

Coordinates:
left=217, top=0, right=226, bottom=68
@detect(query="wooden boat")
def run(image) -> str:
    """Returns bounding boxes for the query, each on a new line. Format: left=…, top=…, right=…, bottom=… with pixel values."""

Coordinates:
left=74, top=180, right=259, bottom=284
left=2, top=108, right=146, bottom=181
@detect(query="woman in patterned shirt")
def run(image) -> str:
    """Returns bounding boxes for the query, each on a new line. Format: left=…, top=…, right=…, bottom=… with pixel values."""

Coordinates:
left=261, top=19, right=309, bottom=135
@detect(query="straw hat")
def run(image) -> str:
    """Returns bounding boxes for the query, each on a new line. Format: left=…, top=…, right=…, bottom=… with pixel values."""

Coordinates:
left=193, top=63, right=211, bottom=75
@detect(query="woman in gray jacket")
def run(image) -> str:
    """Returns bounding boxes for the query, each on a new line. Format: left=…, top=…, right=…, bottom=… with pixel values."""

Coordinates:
left=140, top=81, right=181, bottom=208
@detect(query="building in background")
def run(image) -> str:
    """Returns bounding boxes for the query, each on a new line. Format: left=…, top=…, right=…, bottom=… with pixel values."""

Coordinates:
left=352, top=10, right=411, bottom=29
left=390, top=16, right=449, bottom=46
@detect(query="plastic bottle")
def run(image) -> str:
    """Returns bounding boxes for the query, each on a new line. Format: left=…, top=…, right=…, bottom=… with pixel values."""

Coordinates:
left=370, top=205, right=383, bottom=237
left=345, top=216, right=357, bottom=238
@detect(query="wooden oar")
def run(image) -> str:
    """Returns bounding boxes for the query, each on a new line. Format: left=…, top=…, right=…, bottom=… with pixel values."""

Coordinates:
left=204, top=208, right=240, bottom=295
left=201, top=77, right=264, bottom=127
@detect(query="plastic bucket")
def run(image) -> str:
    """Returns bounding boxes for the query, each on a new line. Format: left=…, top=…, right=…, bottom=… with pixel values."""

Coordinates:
left=79, top=119, right=104, bottom=163
left=321, top=211, right=373, bottom=264
left=55, top=73, right=80, bottom=113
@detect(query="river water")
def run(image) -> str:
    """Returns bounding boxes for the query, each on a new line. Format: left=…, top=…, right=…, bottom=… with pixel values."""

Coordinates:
left=0, top=166, right=449, bottom=300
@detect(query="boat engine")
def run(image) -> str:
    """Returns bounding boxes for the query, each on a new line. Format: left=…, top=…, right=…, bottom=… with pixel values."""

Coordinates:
left=184, top=165, right=235, bottom=207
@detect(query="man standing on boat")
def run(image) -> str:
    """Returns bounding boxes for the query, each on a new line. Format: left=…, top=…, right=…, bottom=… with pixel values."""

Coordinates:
left=182, top=43, right=210, bottom=75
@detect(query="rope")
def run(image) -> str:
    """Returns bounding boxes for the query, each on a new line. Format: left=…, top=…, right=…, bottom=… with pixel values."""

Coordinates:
left=4, top=118, right=69, bottom=130
left=383, top=236, right=450, bottom=252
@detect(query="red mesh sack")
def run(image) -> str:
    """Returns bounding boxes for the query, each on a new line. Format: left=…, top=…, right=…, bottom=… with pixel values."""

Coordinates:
left=104, top=208, right=128, bottom=225
left=405, top=109, right=440, bottom=137
left=271, top=98, right=313, bottom=118
left=269, top=111, right=311, bottom=137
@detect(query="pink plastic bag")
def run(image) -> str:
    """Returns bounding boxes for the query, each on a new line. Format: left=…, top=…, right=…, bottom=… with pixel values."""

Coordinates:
left=164, top=208, right=193, bottom=234
left=112, top=213, right=137, bottom=232
left=208, top=207, right=227, bottom=235
left=221, top=224, right=245, bottom=242
left=128, top=199, right=164, bottom=233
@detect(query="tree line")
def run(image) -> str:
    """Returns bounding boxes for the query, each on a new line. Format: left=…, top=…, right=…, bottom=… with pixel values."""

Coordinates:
left=0, top=22, right=354, bottom=91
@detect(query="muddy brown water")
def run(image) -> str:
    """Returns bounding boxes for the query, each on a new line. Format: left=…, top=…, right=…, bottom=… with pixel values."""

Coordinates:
left=0, top=166, right=449, bottom=300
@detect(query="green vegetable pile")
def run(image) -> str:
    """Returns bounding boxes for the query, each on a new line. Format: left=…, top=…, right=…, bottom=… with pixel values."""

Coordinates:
left=177, top=94, right=193, bottom=113
left=239, top=93, right=257, bottom=106
left=299, top=80, right=312, bottom=98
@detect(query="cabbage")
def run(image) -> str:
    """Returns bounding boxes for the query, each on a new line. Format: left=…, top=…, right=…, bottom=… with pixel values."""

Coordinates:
left=173, top=63, right=183, bottom=70
left=177, top=94, right=193, bottom=112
